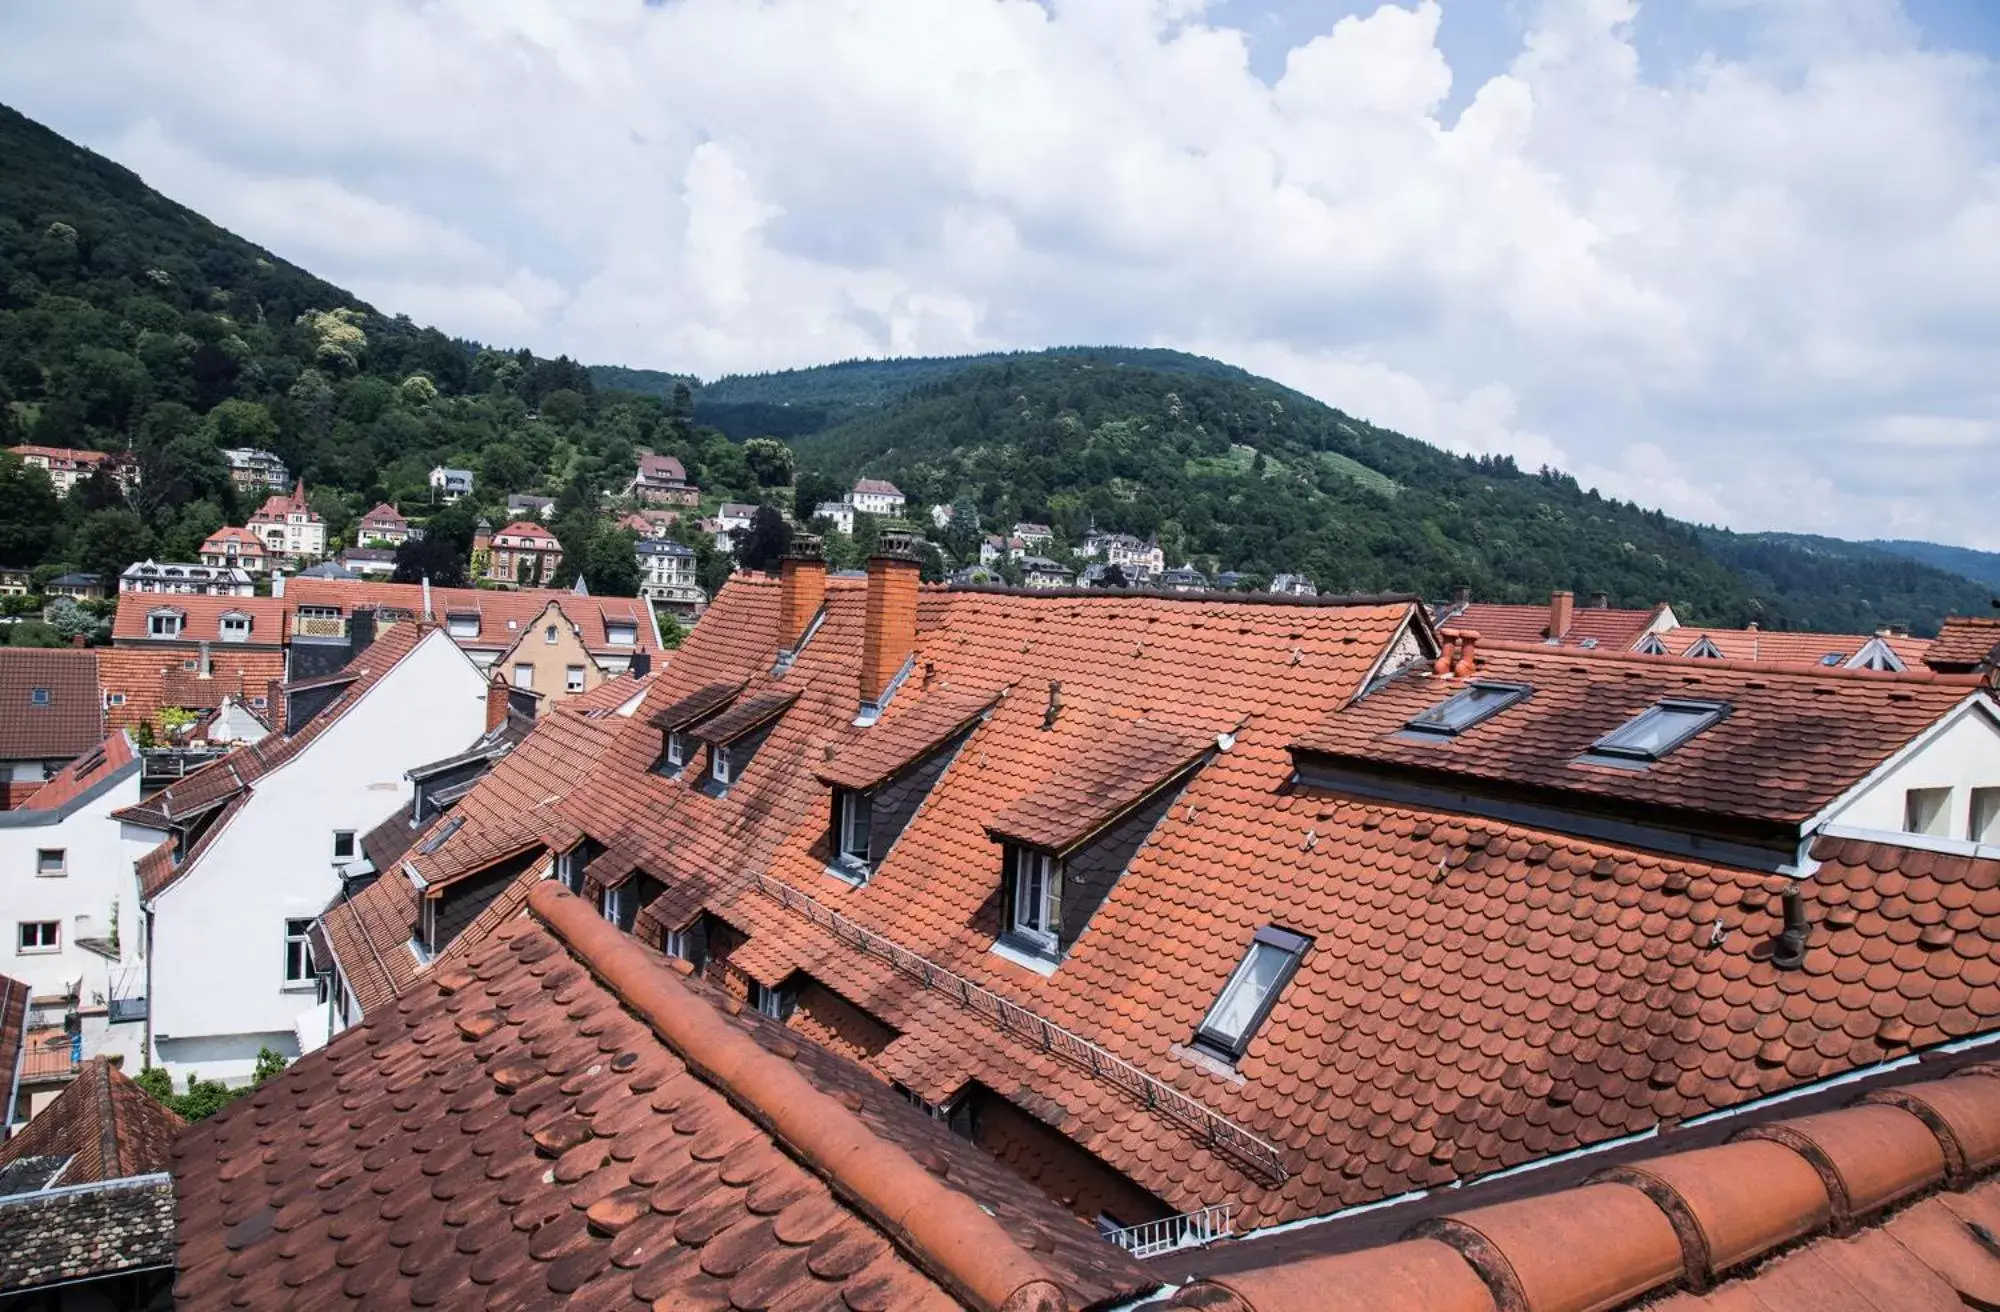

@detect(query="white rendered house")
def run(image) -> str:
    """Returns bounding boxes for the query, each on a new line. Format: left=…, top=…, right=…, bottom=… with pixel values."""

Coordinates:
left=131, top=625, right=489, bottom=1083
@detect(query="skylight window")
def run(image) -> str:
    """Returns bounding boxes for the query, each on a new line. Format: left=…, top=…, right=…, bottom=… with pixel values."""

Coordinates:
left=1819, top=652, right=1843, bottom=667
left=1404, top=681, right=1531, bottom=737
left=1587, top=698, right=1728, bottom=764
left=1194, top=927, right=1310, bottom=1062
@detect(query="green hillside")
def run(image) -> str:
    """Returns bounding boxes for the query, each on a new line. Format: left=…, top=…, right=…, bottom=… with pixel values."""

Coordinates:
left=1866, top=538, right=2000, bottom=592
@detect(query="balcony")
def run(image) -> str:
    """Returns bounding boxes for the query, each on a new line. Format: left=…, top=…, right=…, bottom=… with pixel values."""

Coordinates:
left=292, top=613, right=349, bottom=640
left=21, top=1027, right=80, bottom=1082
left=107, top=965, right=147, bottom=1025
left=141, top=746, right=229, bottom=787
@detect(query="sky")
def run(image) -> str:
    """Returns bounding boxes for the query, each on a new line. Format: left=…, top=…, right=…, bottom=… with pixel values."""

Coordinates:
left=1, top=0, right=1997, bottom=547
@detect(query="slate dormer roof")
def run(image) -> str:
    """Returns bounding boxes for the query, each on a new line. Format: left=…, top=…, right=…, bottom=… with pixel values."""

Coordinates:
left=645, top=679, right=745, bottom=733
left=169, top=883, right=1155, bottom=1310
left=984, top=716, right=1214, bottom=855
left=689, top=689, right=799, bottom=746
left=815, top=686, right=1006, bottom=791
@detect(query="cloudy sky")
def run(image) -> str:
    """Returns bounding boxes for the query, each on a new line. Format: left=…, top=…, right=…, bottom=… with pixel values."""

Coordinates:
left=3, top=1, right=1997, bottom=545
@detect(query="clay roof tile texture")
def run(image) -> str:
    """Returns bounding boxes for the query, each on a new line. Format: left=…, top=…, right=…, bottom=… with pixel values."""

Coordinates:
left=690, top=688, right=799, bottom=745
left=1927, top=617, right=2000, bottom=671
left=1294, top=642, right=1978, bottom=826
left=169, top=881, right=1153, bottom=1311
left=0, top=648, right=102, bottom=761
left=0, top=1057, right=184, bottom=1186
left=985, top=715, right=1216, bottom=854
left=1169, top=1065, right=2000, bottom=1312
left=816, top=685, right=1007, bottom=790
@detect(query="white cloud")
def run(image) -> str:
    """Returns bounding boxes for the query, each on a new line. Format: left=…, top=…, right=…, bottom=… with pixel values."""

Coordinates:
left=0, top=0, right=1994, bottom=545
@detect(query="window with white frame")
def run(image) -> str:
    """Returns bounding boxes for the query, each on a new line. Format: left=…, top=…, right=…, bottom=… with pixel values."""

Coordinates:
left=711, top=745, right=734, bottom=787
left=35, top=849, right=65, bottom=877
left=1905, top=787, right=1953, bottom=838
left=332, top=830, right=356, bottom=861
left=1193, top=927, right=1311, bottom=1062
left=749, top=980, right=796, bottom=1020
left=284, top=919, right=312, bottom=984
left=1974, top=788, right=2000, bottom=844
left=607, top=623, right=636, bottom=647
left=147, top=610, right=183, bottom=638
left=565, top=665, right=585, bottom=694
left=666, top=731, right=688, bottom=768
left=835, top=790, right=872, bottom=870
left=19, top=921, right=59, bottom=954
left=1006, top=846, right=1061, bottom=955
left=513, top=663, right=534, bottom=690
left=544, top=624, right=558, bottom=644
left=219, top=613, right=250, bottom=641
left=447, top=614, right=480, bottom=638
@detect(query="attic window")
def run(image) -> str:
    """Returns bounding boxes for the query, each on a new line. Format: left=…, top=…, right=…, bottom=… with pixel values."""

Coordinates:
left=220, top=612, right=250, bottom=641
left=30, top=687, right=50, bottom=708
left=1001, top=845, right=1061, bottom=959
left=710, top=745, right=735, bottom=786
left=833, top=789, right=872, bottom=874
left=148, top=610, right=183, bottom=638
left=1195, top=928, right=1310, bottom=1062
left=1585, top=698, right=1728, bottom=765
left=1686, top=636, right=1724, bottom=660
left=607, top=622, right=637, bottom=647
left=446, top=612, right=480, bottom=638
left=1819, top=653, right=1843, bottom=667
left=1404, top=681, right=1531, bottom=737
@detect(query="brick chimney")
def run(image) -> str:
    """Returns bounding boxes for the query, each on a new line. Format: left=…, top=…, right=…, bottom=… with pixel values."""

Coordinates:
left=859, top=540, right=921, bottom=718
left=1548, top=590, right=1575, bottom=640
left=486, top=669, right=511, bottom=734
left=779, top=536, right=827, bottom=652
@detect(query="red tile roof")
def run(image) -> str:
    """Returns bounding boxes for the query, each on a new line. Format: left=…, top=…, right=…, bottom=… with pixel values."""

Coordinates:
left=97, top=647, right=284, bottom=733
left=0, top=1058, right=183, bottom=1185
left=985, top=716, right=1215, bottom=854
left=169, top=883, right=1154, bottom=1310
left=1447, top=600, right=1667, bottom=650
left=554, top=668, right=657, bottom=718
left=197, top=525, right=265, bottom=552
left=1166, top=1062, right=2000, bottom=1312
left=15, top=731, right=134, bottom=812
left=1650, top=626, right=1929, bottom=667
left=491, top=518, right=559, bottom=545
left=0, top=649, right=102, bottom=762
left=1293, top=640, right=1978, bottom=828
left=281, top=576, right=660, bottom=657
left=358, top=502, right=406, bottom=527
left=636, top=451, right=688, bottom=482
left=320, top=706, right=620, bottom=1013
left=128, top=625, right=432, bottom=899
left=109, top=593, right=290, bottom=644
left=816, top=686, right=1005, bottom=790
left=0, top=974, right=24, bottom=1122
left=1928, top=617, right=2000, bottom=672
left=855, top=477, right=904, bottom=497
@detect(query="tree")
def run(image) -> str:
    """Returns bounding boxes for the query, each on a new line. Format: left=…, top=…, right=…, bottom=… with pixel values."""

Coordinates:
left=653, top=609, right=688, bottom=649
left=74, top=508, right=153, bottom=582
left=583, top=527, right=642, bottom=597
left=392, top=533, right=470, bottom=588
left=942, top=492, right=982, bottom=562
left=743, top=438, right=795, bottom=488
left=793, top=470, right=843, bottom=522
left=1094, top=562, right=1130, bottom=589
left=44, top=596, right=95, bottom=643
left=734, top=505, right=792, bottom=574
left=0, top=454, right=61, bottom=565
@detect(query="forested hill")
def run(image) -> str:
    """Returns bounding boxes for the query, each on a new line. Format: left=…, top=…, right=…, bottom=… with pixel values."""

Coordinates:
left=784, top=357, right=1990, bottom=633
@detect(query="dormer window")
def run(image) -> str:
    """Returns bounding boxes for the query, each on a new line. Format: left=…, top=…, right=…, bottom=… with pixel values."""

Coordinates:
left=148, top=609, right=183, bottom=638
left=710, top=745, right=734, bottom=786
left=689, top=689, right=797, bottom=796
left=1686, top=636, right=1724, bottom=660
left=607, top=622, right=636, bottom=647
left=1584, top=698, right=1728, bottom=766
left=665, top=731, right=689, bottom=770
left=447, top=612, right=480, bottom=639
left=648, top=681, right=745, bottom=779
left=1194, top=927, right=1310, bottom=1063
left=219, top=612, right=251, bottom=641
left=1004, top=846, right=1061, bottom=957
left=835, top=790, right=872, bottom=872
left=1403, top=681, right=1530, bottom=738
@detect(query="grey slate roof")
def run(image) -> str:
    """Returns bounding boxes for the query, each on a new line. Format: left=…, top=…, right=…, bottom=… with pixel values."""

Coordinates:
left=0, top=1175, right=175, bottom=1293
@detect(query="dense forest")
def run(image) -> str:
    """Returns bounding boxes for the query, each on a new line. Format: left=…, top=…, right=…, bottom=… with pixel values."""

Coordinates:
left=0, top=99, right=1988, bottom=639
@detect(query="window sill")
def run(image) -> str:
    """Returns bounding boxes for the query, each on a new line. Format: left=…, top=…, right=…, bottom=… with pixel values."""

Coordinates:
left=822, top=862, right=870, bottom=889
left=280, top=982, right=317, bottom=994
left=1171, top=1041, right=1249, bottom=1085
left=988, top=937, right=1060, bottom=977
left=17, top=947, right=59, bottom=956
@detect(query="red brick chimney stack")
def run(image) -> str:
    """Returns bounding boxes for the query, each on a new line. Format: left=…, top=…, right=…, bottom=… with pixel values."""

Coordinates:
left=860, top=538, right=921, bottom=712
left=486, top=669, right=511, bottom=734
left=1548, top=590, right=1575, bottom=641
left=778, top=537, right=827, bottom=652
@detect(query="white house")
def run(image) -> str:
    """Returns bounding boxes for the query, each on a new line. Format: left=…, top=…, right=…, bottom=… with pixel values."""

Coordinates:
left=714, top=503, right=759, bottom=554
left=814, top=501, right=856, bottom=535
left=429, top=466, right=475, bottom=502
left=636, top=539, right=704, bottom=617
left=118, top=562, right=257, bottom=597
left=849, top=478, right=905, bottom=517
left=0, top=734, right=165, bottom=1015
left=129, top=624, right=489, bottom=1083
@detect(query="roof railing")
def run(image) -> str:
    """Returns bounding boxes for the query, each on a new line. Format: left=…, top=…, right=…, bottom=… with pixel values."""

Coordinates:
left=1102, top=1202, right=1236, bottom=1259
left=750, top=871, right=1289, bottom=1185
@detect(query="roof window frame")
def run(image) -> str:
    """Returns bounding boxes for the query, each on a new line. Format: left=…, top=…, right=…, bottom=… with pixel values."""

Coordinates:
left=1583, top=697, right=1730, bottom=766
left=1193, top=926, right=1311, bottom=1063
left=1402, top=680, right=1533, bottom=738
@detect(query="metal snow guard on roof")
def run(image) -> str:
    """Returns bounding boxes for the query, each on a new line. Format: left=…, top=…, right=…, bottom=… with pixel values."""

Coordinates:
left=751, top=870, right=1289, bottom=1185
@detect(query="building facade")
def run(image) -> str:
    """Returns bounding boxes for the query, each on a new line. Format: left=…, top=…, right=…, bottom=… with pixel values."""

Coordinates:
left=245, top=481, right=327, bottom=564
left=476, top=520, right=564, bottom=587
left=354, top=503, right=412, bottom=547
left=197, top=527, right=269, bottom=576
left=849, top=477, right=905, bottom=517
left=427, top=466, right=473, bottom=501
left=220, top=447, right=289, bottom=494
left=7, top=446, right=138, bottom=498
left=629, top=453, right=700, bottom=506
left=636, top=538, right=704, bottom=616
left=118, top=562, right=256, bottom=597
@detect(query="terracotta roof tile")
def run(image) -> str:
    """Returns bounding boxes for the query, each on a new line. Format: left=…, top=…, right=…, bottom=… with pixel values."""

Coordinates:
left=0, top=648, right=101, bottom=761
left=646, top=678, right=746, bottom=730
left=1652, top=627, right=1929, bottom=668
left=1448, top=601, right=1666, bottom=650
left=1927, top=617, right=2000, bottom=672
left=96, top=645, right=284, bottom=733
left=281, top=575, right=661, bottom=657
left=168, top=883, right=1153, bottom=1310
left=691, top=688, right=799, bottom=745
left=556, top=668, right=657, bottom=718
left=14, top=731, right=134, bottom=812
left=108, top=593, right=290, bottom=644
left=0, top=1058, right=184, bottom=1185
left=1166, top=1065, right=2000, bottom=1312
left=985, top=716, right=1216, bottom=854
left=816, top=686, right=1007, bottom=790
left=1294, top=640, right=1977, bottom=826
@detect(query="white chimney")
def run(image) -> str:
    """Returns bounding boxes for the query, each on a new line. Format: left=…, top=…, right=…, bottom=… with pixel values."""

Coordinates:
left=422, top=576, right=433, bottom=622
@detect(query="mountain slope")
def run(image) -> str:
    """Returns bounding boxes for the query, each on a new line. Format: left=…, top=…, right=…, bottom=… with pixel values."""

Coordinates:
left=1866, top=539, right=2000, bottom=592
left=787, top=356, right=1989, bottom=633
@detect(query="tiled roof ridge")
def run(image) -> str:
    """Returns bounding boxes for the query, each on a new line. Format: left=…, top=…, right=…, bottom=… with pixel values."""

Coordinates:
left=946, top=583, right=1425, bottom=608
left=1471, top=636, right=1985, bottom=687
left=1167, top=1062, right=2000, bottom=1312
left=521, top=881, right=1073, bottom=1312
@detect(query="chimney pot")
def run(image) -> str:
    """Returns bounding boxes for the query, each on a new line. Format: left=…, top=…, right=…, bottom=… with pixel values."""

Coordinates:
left=485, top=670, right=511, bottom=735
left=1453, top=628, right=1480, bottom=679
left=1772, top=887, right=1809, bottom=971
left=630, top=647, right=652, bottom=679
left=1549, top=590, right=1575, bottom=640
left=1433, top=630, right=1461, bottom=678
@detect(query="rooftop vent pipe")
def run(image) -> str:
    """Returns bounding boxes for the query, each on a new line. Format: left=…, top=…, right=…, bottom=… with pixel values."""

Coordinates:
left=1772, top=887, right=1809, bottom=971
